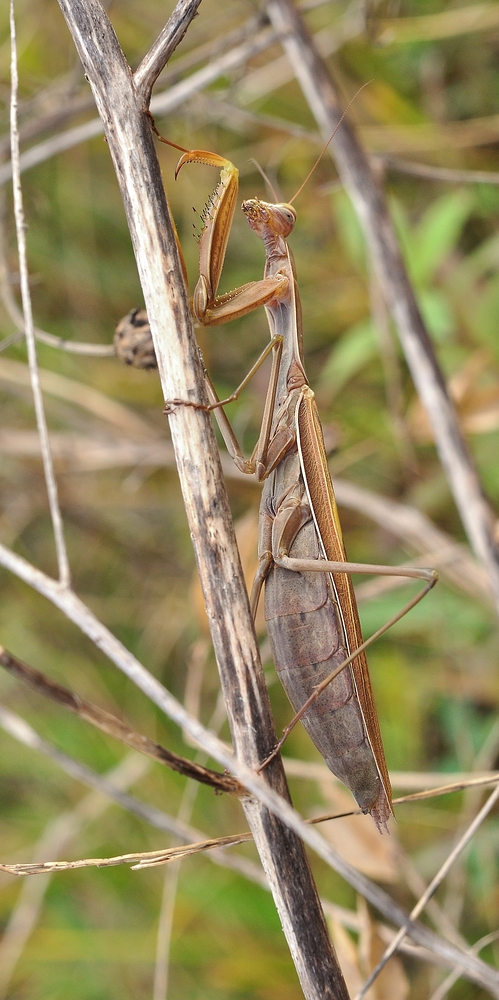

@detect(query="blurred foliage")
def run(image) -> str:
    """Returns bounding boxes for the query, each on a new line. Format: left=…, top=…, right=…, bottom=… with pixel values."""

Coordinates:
left=1, top=0, right=499, bottom=998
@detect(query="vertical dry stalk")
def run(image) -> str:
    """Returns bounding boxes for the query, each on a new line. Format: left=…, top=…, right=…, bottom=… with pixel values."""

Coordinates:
left=266, top=0, right=499, bottom=617
left=54, top=0, right=348, bottom=996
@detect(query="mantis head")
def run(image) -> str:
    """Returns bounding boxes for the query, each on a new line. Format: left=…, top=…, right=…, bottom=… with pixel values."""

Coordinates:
left=242, top=199, right=296, bottom=239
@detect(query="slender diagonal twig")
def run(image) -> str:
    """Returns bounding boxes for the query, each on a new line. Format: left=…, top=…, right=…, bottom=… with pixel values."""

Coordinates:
left=0, top=647, right=241, bottom=795
left=134, top=0, right=204, bottom=104
left=0, top=834, right=254, bottom=876
left=9, top=1, right=70, bottom=586
left=355, top=783, right=499, bottom=999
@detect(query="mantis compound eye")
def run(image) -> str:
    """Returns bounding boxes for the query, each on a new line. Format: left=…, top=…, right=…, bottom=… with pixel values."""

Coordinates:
left=273, top=203, right=296, bottom=236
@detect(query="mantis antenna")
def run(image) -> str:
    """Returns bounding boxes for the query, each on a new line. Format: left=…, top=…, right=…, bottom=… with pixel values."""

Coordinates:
left=288, top=80, right=373, bottom=205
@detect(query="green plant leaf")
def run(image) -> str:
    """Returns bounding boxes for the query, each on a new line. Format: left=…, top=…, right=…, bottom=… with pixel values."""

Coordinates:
left=318, top=319, right=377, bottom=395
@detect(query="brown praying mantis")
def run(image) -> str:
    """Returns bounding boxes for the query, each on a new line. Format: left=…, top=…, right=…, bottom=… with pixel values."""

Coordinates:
left=151, top=120, right=437, bottom=832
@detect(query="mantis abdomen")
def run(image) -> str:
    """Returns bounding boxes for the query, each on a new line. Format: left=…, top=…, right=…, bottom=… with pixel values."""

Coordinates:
left=261, top=434, right=392, bottom=832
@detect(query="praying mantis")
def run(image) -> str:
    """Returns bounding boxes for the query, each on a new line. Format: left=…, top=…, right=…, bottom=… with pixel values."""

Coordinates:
left=137, top=122, right=438, bottom=832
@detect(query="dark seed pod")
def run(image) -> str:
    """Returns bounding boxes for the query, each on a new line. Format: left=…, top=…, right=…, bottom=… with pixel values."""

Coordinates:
left=114, top=308, right=157, bottom=370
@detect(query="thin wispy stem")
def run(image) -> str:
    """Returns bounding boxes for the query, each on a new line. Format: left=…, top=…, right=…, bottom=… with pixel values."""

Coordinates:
left=9, top=0, right=70, bottom=586
left=355, top=782, right=499, bottom=999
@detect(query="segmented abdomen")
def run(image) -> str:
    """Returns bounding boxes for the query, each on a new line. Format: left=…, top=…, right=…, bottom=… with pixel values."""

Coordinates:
left=265, top=513, right=385, bottom=817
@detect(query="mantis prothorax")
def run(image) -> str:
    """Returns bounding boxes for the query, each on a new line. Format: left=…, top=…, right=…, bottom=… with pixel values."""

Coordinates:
left=152, top=119, right=437, bottom=832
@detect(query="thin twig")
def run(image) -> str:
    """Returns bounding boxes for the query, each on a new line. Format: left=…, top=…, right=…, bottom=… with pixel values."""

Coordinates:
left=134, top=0, right=204, bottom=104
left=0, top=647, right=242, bottom=795
left=0, top=833, right=252, bottom=876
left=9, top=1, right=70, bottom=587
left=393, top=773, right=499, bottom=804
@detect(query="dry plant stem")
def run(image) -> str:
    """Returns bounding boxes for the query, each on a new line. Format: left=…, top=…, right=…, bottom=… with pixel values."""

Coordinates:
left=355, top=782, right=499, bottom=1000
left=9, top=2, right=70, bottom=588
left=266, top=0, right=499, bottom=616
left=54, top=3, right=347, bottom=997
left=0, top=647, right=240, bottom=794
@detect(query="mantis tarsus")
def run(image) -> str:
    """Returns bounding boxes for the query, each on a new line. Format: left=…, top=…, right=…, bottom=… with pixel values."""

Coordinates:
left=150, top=126, right=438, bottom=832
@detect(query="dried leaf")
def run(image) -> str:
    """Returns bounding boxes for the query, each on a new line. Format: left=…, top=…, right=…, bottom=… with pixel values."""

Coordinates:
left=409, top=350, right=499, bottom=440
left=358, top=897, right=409, bottom=1000
left=329, top=918, right=364, bottom=997
left=318, top=779, right=399, bottom=883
